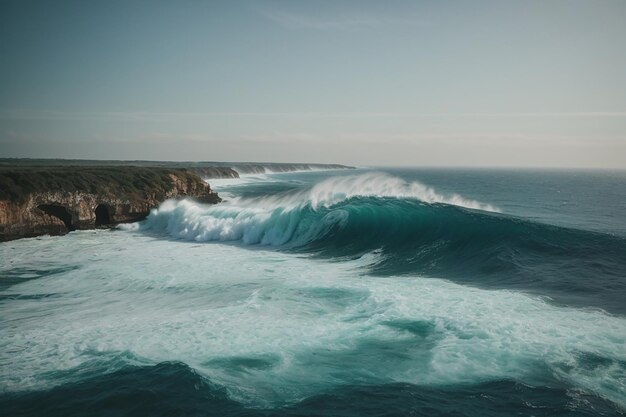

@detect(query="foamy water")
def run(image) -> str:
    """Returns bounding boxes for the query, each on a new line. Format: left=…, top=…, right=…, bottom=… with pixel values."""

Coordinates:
left=2, top=169, right=626, bottom=415
left=1, top=230, right=624, bottom=407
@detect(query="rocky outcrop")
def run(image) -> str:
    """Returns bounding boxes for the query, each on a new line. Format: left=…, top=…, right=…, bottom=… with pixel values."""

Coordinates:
left=0, top=168, right=220, bottom=241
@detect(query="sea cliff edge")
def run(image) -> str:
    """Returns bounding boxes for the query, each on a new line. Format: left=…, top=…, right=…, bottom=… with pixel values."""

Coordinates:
left=0, top=166, right=222, bottom=241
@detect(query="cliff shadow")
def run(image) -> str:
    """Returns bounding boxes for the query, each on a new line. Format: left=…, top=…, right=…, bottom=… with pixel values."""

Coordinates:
left=37, top=204, right=76, bottom=231
left=95, top=204, right=112, bottom=226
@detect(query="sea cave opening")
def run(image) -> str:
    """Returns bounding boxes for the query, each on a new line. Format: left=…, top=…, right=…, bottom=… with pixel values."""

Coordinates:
left=37, top=204, right=76, bottom=231
left=95, top=204, right=111, bottom=226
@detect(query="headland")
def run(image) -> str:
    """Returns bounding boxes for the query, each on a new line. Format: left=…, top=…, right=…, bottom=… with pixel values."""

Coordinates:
left=0, top=159, right=353, bottom=241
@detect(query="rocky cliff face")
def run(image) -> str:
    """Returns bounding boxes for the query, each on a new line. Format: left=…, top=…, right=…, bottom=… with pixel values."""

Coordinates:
left=0, top=168, right=220, bottom=241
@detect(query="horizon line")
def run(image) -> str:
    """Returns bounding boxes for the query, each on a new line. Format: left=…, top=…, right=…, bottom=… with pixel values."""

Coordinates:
left=2, top=109, right=626, bottom=121
left=1, top=156, right=624, bottom=172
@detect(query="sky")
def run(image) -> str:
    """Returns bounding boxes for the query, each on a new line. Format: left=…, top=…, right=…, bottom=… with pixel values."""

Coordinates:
left=1, top=0, right=626, bottom=168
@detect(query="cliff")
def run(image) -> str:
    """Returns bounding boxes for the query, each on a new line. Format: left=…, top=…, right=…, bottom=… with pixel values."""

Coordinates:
left=0, top=166, right=220, bottom=241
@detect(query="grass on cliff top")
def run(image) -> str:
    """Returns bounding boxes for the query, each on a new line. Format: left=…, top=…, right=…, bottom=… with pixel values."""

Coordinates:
left=0, top=166, right=204, bottom=202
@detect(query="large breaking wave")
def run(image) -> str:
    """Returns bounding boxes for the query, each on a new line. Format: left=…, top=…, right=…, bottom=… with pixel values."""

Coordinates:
left=139, top=172, right=498, bottom=243
left=133, top=173, right=626, bottom=314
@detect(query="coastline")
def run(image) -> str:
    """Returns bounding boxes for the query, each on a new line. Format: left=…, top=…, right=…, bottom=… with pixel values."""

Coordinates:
left=0, top=160, right=354, bottom=241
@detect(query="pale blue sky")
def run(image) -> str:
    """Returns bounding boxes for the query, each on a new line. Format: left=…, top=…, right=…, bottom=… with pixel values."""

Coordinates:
left=1, top=0, right=626, bottom=168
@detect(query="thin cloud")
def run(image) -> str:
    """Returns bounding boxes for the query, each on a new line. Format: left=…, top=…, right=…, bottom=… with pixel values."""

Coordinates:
left=0, top=109, right=407, bottom=121
left=442, top=112, right=626, bottom=118
left=242, top=132, right=626, bottom=145
left=2, top=109, right=626, bottom=122
left=0, top=110, right=160, bottom=122
left=260, top=10, right=428, bottom=31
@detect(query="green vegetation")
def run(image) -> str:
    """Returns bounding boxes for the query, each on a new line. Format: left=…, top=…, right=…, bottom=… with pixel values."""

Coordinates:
left=0, top=166, right=204, bottom=202
left=0, top=158, right=353, bottom=170
left=0, top=159, right=354, bottom=202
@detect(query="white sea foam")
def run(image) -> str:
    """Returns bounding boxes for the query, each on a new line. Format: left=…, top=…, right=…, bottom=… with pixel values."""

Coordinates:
left=231, top=166, right=347, bottom=176
left=207, top=174, right=275, bottom=189
left=1, top=231, right=624, bottom=408
left=223, top=172, right=499, bottom=211
left=209, top=172, right=498, bottom=210
left=305, top=172, right=499, bottom=211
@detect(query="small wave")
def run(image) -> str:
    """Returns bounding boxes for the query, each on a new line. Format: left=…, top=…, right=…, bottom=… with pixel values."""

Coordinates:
left=231, top=163, right=351, bottom=175
left=2, top=363, right=622, bottom=416
left=207, top=174, right=274, bottom=190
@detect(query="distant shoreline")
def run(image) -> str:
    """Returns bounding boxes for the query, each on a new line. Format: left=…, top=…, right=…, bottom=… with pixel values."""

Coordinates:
left=0, top=158, right=354, bottom=174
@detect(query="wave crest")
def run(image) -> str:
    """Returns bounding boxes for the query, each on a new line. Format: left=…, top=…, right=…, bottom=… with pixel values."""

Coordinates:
left=306, top=172, right=499, bottom=211
left=137, top=172, right=499, bottom=246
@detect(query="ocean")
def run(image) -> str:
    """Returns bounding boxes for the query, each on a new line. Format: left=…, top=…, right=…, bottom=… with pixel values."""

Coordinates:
left=1, top=168, right=625, bottom=416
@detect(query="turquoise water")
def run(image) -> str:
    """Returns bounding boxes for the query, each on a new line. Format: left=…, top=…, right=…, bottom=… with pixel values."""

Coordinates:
left=1, top=168, right=625, bottom=416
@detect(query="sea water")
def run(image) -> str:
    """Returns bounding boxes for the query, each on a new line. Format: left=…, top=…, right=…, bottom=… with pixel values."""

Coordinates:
left=1, top=168, right=625, bottom=416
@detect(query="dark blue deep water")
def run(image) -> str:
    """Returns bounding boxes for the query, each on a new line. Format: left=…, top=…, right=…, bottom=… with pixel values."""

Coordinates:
left=1, top=168, right=625, bottom=416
